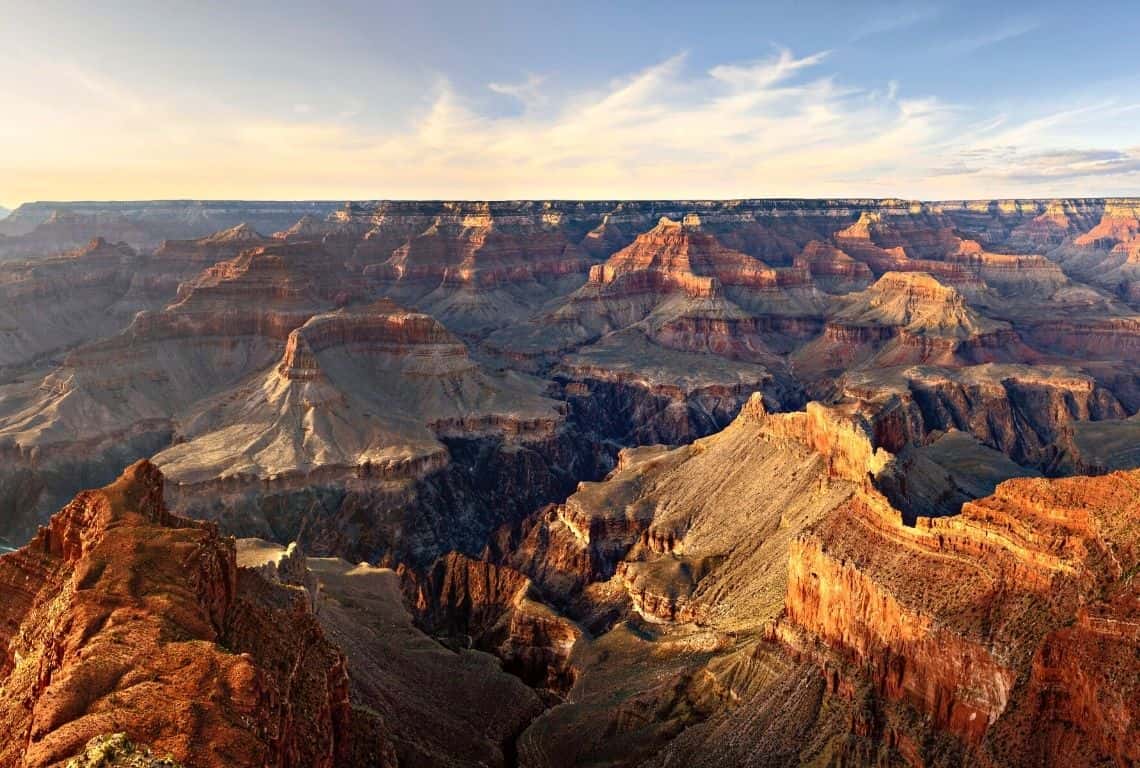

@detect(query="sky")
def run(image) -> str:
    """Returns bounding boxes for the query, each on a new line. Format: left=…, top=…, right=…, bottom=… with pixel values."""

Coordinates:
left=2, top=0, right=1140, bottom=207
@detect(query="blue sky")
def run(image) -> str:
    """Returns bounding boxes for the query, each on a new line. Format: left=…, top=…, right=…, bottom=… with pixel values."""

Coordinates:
left=2, top=0, right=1139, bottom=205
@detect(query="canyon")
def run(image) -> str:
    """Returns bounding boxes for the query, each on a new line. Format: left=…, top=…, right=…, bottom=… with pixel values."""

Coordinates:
left=0, top=197, right=1138, bottom=767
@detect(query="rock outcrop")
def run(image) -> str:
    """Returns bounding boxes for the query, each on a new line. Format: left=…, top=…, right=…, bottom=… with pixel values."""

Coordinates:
left=795, top=272, right=1034, bottom=375
left=0, top=238, right=142, bottom=373
left=0, top=462, right=368, bottom=768
left=407, top=552, right=583, bottom=694
left=779, top=468, right=1140, bottom=767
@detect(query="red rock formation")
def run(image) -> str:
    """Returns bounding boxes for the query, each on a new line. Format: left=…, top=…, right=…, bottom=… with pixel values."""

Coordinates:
left=368, top=218, right=592, bottom=289
left=591, top=216, right=784, bottom=297
left=1003, top=200, right=1097, bottom=250
left=0, top=462, right=371, bottom=767
left=840, top=364, right=1125, bottom=469
left=834, top=212, right=982, bottom=287
left=407, top=552, right=582, bottom=693
left=945, top=239, right=1068, bottom=294
left=275, top=298, right=464, bottom=380
left=794, top=240, right=873, bottom=293
left=1073, top=202, right=1140, bottom=249
left=1024, top=316, right=1140, bottom=359
left=795, top=272, right=1034, bottom=374
left=780, top=468, right=1140, bottom=766
left=784, top=532, right=1015, bottom=745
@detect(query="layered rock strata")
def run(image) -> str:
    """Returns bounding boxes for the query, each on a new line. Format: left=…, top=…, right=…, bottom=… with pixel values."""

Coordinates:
left=0, top=462, right=369, bottom=768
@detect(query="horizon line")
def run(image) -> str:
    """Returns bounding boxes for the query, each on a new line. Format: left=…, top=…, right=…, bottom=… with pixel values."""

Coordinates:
left=6, top=194, right=1140, bottom=210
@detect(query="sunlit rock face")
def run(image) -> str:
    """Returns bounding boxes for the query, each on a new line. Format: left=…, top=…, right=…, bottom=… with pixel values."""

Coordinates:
left=0, top=462, right=370, bottom=768
left=0, top=197, right=1140, bottom=767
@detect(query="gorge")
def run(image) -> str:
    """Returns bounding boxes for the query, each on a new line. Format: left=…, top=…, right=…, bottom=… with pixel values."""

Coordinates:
left=0, top=197, right=1137, bottom=767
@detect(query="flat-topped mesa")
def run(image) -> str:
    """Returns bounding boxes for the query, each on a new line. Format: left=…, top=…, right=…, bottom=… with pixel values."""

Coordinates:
left=587, top=216, right=785, bottom=299
left=277, top=300, right=474, bottom=380
left=588, top=262, right=723, bottom=299
left=946, top=238, right=1067, bottom=282
left=864, top=270, right=966, bottom=308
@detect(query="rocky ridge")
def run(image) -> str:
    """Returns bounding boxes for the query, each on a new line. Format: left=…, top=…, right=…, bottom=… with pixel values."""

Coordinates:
left=0, top=461, right=369, bottom=767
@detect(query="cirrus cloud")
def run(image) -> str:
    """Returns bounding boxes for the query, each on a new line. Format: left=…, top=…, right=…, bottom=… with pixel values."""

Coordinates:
left=2, top=46, right=1140, bottom=204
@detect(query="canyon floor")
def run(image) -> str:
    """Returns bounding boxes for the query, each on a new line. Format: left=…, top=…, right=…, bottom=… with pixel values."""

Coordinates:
left=0, top=198, right=1138, bottom=767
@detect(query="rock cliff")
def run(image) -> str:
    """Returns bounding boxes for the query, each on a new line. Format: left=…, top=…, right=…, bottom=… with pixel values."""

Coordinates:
left=0, top=462, right=367, bottom=767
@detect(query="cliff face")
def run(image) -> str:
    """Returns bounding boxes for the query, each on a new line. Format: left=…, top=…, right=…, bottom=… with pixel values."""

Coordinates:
left=779, top=468, right=1140, bottom=767
left=839, top=364, right=1125, bottom=471
left=783, top=531, right=1016, bottom=745
left=0, top=239, right=372, bottom=539
left=794, top=240, right=874, bottom=293
left=0, top=238, right=142, bottom=373
left=0, top=462, right=366, bottom=768
left=482, top=383, right=1140, bottom=767
left=0, top=201, right=340, bottom=242
left=407, top=552, right=583, bottom=694
left=139, top=224, right=271, bottom=304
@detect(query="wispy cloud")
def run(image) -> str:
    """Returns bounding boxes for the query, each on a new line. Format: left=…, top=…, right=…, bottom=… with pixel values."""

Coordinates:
left=938, top=17, right=1040, bottom=54
left=488, top=73, right=548, bottom=109
left=849, top=3, right=939, bottom=43
left=3, top=46, right=1140, bottom=203
left=942, top=147, right=1140, bottom=183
